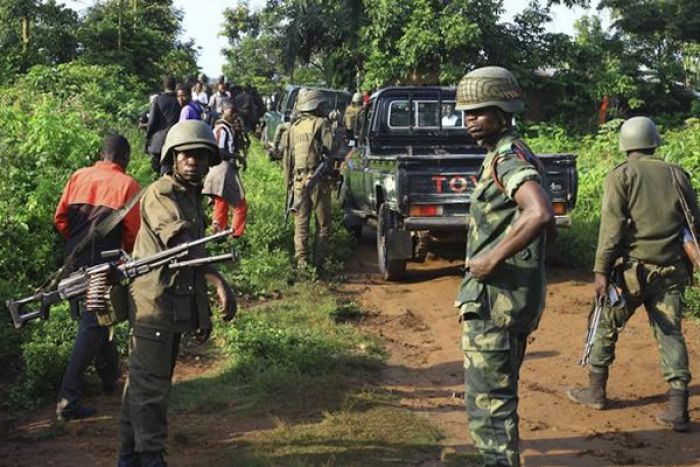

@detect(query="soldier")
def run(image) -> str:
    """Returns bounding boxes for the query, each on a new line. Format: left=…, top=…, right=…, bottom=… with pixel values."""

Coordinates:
left=283, top=89, right=335, bottom=269
left=118, top=121, right=236, bottom=467
left=454, top=66, right=553, bottom=466
left=343, top=92, right=363, bottom=139
left=567, top=117, right=697, bottom=432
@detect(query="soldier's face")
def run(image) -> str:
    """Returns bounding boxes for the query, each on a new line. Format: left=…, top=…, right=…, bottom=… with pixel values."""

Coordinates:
left=174, top=149, right=210, bottom=184
left=464, top=107, right=505, bottom=141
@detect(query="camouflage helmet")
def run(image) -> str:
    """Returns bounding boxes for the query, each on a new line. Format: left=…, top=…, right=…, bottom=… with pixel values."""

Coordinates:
left=161, top=120, right=221, bottom=166
left=455, top=66, right=525, bottom=114
left=352, top=92, right=363, bottom=104
left=297, top=89, right=327, bottom=112
left=619, top=116, right=661, bottom=152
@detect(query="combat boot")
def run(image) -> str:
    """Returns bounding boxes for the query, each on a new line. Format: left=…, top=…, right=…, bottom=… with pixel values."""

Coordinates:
left=140, top=451, right=167, bottom=467
left=655, top=388, right=689, bottom=432
left=566, top=369, right=608, bottom=410
left=116, top=444, right=140, bottom=467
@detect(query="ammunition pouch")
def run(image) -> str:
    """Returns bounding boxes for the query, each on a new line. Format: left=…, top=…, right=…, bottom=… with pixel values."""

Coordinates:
left=613, top=258, right=690, bottom=305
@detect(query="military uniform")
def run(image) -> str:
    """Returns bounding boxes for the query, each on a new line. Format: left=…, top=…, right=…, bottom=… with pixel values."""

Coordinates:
left=588, top=153, right=697, bottom=384
left=456, top=131, right=546, bottom=466
left=343, top=103, right=360, bottom=137
left=119, top=174, right=210, bottom=455
left=568, top=116, right=697, bottom=432
left=118, top=121, right=230, bottom=466
left=284, top=107, right=335, bottom=268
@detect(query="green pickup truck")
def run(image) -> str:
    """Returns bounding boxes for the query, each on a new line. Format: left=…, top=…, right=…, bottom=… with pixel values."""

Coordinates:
left=340, top=86, right=578, bottom=280
left=261, top=85, right=351, bottom=158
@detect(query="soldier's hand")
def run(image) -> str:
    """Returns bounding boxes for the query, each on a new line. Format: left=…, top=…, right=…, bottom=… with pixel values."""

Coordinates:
left=466, top=253, right=498, bottom=281
left=594, top=272, right=608, bottom=302
left=216, top=281, right=237, bottom=322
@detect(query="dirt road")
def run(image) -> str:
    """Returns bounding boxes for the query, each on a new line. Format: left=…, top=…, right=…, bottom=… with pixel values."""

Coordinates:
left=345, top=232, right=700, bottom=466
left=3, top=232, right=700, bottom=466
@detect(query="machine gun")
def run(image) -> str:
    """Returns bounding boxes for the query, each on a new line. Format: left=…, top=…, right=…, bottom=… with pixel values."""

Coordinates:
left=6, top=229, right=236, bottom=329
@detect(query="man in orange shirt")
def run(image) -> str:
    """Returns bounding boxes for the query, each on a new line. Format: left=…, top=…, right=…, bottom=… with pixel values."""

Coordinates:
left=54, top=134, right=141, bottom=421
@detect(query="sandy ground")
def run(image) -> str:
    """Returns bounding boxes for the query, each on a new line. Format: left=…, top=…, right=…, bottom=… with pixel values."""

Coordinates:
left=2, top=230, right=700, bottom=466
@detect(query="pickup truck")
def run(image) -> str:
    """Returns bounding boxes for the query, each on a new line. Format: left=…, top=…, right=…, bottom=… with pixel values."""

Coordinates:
left=340, top=86, right=577, bottom=280
left=261, top=85, right=351, bottom=158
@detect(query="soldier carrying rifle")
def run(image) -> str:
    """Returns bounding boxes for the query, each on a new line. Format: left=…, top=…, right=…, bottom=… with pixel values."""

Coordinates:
left=567, top=116, right=699, bottom=432
left=118, top=121, right=237, bottom=466
left=282, top=89, right=335, bottom=270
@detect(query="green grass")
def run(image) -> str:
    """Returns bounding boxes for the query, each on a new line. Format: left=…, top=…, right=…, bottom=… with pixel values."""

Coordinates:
left=170, top=282, right=384, bottom=415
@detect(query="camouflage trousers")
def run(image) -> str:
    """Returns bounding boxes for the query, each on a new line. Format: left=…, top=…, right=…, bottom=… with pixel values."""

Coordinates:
left=462, top=318, right=529, bottom=467
left=293, top=177, right=332, bottom=267
left=588, top=261, right=691, bottom=387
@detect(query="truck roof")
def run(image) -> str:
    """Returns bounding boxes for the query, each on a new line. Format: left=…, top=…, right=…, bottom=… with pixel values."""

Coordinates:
left=370, top=86, right=456, bottom=101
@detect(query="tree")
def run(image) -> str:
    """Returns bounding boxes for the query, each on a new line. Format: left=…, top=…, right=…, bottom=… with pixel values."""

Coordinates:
left=0, top=0, right=79, bottom=83
left=78, top=0, right=198, bottom=89
left=221, top=2, right=287, bottom=92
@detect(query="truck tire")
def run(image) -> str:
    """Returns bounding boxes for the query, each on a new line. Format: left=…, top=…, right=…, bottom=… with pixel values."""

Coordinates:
left=377, top=204, right=407, bottom=280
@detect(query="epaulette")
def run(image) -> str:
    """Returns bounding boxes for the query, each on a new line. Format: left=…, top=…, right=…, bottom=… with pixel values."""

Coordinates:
left=490, top=139, right=544, bottom=192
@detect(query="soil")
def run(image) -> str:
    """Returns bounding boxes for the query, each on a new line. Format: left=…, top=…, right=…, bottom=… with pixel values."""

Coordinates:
left=344, top=232, right=700, bottom=466
left=2, top=230, right=700, bottom=466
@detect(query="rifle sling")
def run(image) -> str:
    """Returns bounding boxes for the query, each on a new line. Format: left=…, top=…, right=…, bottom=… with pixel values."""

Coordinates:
left=670, top=166, right=700, bottom=252
left=38, top=188, right=144, bottom=292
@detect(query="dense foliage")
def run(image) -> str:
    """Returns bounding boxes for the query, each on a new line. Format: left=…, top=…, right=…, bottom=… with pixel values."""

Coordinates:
left=221, top=0, right=700, bottom=128
left=0, top=0, right=198, bottom=90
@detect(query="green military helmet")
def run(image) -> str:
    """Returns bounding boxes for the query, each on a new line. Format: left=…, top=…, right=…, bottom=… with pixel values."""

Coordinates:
left=297, top=89, right=327, bottom=112
left=619, top=116, right=661, bottom=152
left=161, top=120, right=221, bottom=166
left=352, top=92, right=363, bottom=104
left=455, top=66, right=525, bottom=114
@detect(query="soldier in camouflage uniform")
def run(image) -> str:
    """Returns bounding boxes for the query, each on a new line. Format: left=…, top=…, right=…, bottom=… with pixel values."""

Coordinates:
left=343, top=92, right=363, bottom=139
left=567, top=116, right=697, bottom=432
left=283, top=89, right=335, bottom=269
left=118, top=121, right=237, bottom=467
left=454, top=67, right=553, bottom=466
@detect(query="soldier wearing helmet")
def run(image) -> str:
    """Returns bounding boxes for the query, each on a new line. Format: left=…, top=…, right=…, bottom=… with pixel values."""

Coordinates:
left=343, top=91, right=364, bottom=139
left=283, top=88, right=335, bottom=269
left=118, top=120, right=236, bottom=466
left=454, top=66, right=553, bottom=466
left=567, top=116, right=699, bottom=433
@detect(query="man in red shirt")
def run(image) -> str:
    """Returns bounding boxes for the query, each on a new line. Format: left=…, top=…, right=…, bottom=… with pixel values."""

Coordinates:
left=54, top=134, right=141, bottom=421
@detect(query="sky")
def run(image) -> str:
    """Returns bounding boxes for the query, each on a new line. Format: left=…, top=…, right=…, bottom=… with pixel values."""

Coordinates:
left=61, top=0, right=610, bottom=78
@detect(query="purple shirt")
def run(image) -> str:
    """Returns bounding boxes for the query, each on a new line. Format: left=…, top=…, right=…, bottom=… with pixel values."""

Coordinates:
left=179, top=102, right=202, bottom=122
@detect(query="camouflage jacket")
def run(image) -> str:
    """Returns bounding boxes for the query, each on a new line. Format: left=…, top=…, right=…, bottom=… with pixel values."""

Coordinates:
left=455, top=130, right=547, bottom=333
left=129, top=174, right=211, bottom=333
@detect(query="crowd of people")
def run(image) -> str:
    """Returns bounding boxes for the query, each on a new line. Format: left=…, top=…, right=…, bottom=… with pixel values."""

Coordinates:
left=46, top=65, right=697, bottom=467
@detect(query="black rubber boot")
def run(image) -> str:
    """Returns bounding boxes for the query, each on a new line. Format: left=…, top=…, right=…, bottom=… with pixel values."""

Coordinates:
left=140, top=451, right=167, bottom=467
left=656, top=388, right=689, bottom=432
left=566, top=369, right=608, bottom=410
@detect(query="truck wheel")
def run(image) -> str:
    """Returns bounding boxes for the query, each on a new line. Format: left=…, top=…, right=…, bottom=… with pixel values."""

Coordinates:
left=377, top=204, right=407, bottom=280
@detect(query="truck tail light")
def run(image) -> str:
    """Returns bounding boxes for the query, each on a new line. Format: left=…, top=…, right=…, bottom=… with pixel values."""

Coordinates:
left=409, top=205, right=443, bottom=217
left=552, top=201, right=567, bottom=215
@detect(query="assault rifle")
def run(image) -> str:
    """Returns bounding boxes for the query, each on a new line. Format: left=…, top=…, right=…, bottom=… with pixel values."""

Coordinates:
left=6, top=229, right=236, bottom=329
left=579, top=284, right=624, bottom=366
left=289, top=155, right=340, bottom=214
left=285, top=184, right=295, bottom=223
